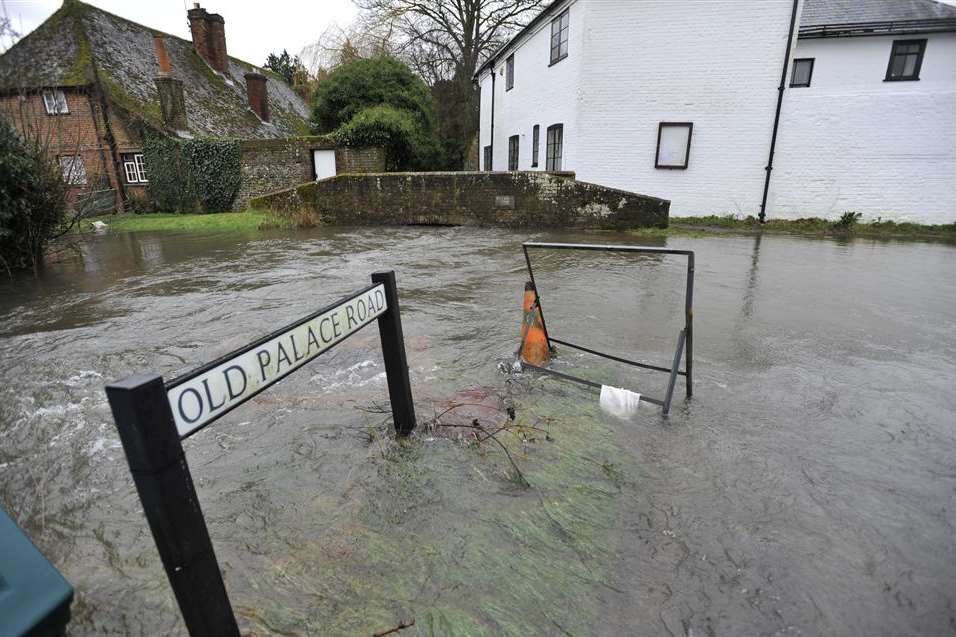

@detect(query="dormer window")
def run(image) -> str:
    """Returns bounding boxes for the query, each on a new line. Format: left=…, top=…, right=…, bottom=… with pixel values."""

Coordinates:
left=42, top=89, right=69, bottom=115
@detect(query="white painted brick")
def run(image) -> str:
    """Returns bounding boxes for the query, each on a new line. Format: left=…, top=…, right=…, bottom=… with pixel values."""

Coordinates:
left=771, top=33, right=956, bottom=223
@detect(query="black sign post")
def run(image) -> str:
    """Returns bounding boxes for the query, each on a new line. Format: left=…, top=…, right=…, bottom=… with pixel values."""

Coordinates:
left=372, top=270, right=416, bottom=435
left=105, top=374, right=239, bottom=637
left=105, top=271, right=415, bottom=636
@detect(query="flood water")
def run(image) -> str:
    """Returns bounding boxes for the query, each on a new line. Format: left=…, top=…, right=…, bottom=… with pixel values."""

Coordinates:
left=1, top=226, right=954, bottom=636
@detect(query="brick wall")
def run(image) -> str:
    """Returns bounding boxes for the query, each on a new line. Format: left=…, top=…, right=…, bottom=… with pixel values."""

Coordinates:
left=236, top=136, right=385, bottom=209
left=0, top=87, right=148, bottom=212
left=249, top=171, right=669, bottom=228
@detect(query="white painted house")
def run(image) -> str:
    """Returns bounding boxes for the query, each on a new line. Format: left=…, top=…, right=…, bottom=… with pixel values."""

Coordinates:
left=475, top=0, right=956, bottom=223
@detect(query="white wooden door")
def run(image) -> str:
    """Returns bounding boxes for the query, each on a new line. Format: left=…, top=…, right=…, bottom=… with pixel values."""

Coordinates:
left=313, top=150, right=337, bottom=180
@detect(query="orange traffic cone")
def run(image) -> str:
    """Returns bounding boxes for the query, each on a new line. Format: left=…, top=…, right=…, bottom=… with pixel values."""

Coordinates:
left=520, top=281, right=550, bottom=366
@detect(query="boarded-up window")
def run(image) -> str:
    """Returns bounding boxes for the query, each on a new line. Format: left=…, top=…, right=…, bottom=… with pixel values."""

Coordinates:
left=655, top=122, right=692, bottom=170
left=484, top=145, right=493, bottom=171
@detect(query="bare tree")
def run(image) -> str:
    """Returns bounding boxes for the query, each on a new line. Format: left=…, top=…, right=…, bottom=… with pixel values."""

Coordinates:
left=355, top=0, right=548, bottom=82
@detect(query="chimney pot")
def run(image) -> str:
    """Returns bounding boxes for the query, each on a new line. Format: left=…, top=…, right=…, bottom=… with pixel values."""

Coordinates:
left=244, top=72, right=270, bottom=122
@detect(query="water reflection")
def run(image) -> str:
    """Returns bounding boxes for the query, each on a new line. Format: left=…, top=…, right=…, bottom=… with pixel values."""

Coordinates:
left=741, top=233, right=762, bottom=320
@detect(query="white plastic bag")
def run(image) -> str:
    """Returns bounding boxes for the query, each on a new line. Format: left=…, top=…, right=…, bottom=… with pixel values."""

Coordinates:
left=599, top=385, right=642, bottom=419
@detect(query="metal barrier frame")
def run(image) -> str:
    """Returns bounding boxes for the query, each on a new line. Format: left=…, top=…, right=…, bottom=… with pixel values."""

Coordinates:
left=105, top=270, right=415, bottom=637
left=521, top=242, right=694, bottom=415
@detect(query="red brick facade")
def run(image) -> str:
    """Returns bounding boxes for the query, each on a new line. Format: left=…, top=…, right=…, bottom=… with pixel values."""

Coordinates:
left=0, top=87, right=148, bottom=211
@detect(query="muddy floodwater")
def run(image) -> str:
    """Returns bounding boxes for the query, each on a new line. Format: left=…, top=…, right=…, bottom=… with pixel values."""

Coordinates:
left=1, top=227, right=954, bottom=636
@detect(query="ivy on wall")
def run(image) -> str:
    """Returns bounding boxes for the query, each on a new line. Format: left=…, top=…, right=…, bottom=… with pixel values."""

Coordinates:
left=185, top=140, right=241, bottom=213
left=143, top=136, right=241, bottom=213
left=143, top=136, right=196, bottom=212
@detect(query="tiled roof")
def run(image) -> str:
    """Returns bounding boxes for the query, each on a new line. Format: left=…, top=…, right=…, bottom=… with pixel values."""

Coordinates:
left=0, top=0, right=310, bottom=138
left=475, top=0, right=956, bottom=74
left=801, top=0, right=956, bottom=26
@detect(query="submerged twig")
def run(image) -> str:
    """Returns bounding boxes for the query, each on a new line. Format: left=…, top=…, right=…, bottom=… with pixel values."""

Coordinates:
left=372, top=618, right=415, bottom=636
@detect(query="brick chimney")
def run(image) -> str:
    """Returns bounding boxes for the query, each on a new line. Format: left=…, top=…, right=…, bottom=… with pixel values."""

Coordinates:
left=244, top=72, right=270, bottom=122
left=153, top=33, right=172, bottom=76
left=153, top=34, right=187, bottom=130
left=187, top=3, right=228, bottom=73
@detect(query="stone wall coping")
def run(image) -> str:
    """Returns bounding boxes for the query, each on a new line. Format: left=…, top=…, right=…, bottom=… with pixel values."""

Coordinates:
left=332, top=170, right=577, bottom=178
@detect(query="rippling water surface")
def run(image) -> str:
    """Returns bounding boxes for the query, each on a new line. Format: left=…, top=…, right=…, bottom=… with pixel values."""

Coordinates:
left=1, top=226, right=954, bottom=636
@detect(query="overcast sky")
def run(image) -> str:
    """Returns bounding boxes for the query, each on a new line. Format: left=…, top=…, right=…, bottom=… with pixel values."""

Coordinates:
left=5, top=0, right=956, bottom=66
left=2, top=0, right=358, bottom=66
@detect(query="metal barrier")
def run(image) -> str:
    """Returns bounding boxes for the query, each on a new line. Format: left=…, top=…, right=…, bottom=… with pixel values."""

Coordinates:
left=521, top=242, right=694, bottom=415
left=104, top=270, right=415, bottom=637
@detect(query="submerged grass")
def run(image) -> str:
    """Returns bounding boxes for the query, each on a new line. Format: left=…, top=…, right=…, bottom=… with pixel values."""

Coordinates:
left=236, top=384, right=635, bottom=636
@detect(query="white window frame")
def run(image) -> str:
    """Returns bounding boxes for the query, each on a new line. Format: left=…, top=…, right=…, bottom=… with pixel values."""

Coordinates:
left=59, top=155, right=87, bottom=185
left=122, top=152, right=148, bottom=184
left=42, top=89, right=69, bottom=115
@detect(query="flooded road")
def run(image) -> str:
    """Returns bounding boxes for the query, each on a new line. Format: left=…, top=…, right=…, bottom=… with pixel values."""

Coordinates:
left=1, top=227, right=954, bottom=636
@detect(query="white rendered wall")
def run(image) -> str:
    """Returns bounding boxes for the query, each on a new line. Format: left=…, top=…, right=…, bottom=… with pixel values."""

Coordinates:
left=574, top=0, right=796, bottom=216
left=478, top=0, right=583, bottom=172
left=770, top=33, right=956, bottom=223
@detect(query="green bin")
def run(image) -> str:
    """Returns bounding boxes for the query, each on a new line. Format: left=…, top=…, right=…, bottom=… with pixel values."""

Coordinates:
left=0, top=506, right=72, bottom=636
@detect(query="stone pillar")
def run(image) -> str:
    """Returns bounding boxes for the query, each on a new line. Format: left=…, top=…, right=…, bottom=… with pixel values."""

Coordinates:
left=244, top=73, right=270, bottom=122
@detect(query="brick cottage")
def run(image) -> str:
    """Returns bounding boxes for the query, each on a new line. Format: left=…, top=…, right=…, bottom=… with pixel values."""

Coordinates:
left=0, top=0, right=382, bottom=213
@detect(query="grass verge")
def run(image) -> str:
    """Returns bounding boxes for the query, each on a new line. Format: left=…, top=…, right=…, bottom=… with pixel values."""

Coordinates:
left=87, top=210, right=272, bottom=233
left=88, top=210, right=955, bottom=244
left=636, top=214, right=956, bottom=242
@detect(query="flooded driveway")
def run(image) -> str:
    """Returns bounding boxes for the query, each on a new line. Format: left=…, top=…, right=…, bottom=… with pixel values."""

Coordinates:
left=1, top=227, right=954, bottom=636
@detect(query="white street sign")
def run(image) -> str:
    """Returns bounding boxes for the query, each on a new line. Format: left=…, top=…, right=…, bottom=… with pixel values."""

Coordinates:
left=166, top=284, right=386, bottom=437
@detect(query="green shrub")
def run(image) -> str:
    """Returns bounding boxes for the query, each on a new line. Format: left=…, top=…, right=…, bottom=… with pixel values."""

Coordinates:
left=311, top=56, right=437, bottom=134
left=0, top=118, right=67, bottom=274
left=333, top=105, right=439, bottom=171
left=143, top=136, right=240, bottom=213
left=311, top=56, right=441, bottom=171
left=834, top=211, right=862, bottom=229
